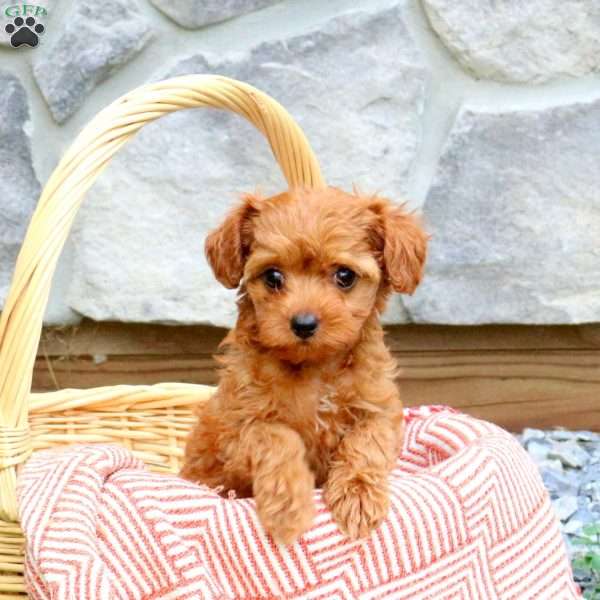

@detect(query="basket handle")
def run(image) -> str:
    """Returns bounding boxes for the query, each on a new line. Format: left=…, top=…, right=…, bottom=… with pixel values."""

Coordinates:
left=0, top=74, right=325, bottom=520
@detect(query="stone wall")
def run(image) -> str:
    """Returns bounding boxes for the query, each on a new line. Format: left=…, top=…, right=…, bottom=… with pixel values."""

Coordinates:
left=1, top=0, right=600, bottom=327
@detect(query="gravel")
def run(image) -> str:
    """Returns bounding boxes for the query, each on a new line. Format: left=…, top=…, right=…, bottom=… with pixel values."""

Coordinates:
left=517, top=428, right=600, bottom=591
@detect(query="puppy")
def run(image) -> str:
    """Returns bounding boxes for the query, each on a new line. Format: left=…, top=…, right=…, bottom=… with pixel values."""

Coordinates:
left=181, top=187, right=427, bottom=544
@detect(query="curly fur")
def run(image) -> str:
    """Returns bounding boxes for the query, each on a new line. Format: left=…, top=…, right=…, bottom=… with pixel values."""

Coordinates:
left=181, top=187, right=428, bottom=544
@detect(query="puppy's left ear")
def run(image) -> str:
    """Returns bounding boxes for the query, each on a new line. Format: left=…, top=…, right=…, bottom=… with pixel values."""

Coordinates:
left=368, top=197, right=428, bottom=294
left=205, top=194, right=260, bottom=289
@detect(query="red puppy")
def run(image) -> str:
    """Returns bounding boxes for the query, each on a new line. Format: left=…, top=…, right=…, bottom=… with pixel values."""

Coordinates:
left=181, top=187, right=427, bottom=544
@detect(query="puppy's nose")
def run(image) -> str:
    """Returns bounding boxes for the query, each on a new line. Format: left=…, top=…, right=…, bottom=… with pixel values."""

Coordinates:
left=291, top=312, right=319, bottom=339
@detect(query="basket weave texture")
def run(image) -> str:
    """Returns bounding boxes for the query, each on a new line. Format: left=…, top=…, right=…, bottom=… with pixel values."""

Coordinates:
left=0, top=74, right=324, bottom=598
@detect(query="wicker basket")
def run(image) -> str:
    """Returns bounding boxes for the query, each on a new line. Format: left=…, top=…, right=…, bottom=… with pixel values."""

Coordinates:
left=0, top=74, right=325, bottom=598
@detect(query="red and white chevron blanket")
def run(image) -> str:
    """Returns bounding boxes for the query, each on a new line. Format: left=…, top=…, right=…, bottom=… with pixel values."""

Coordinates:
left=18, top=407, right=580, bottom=599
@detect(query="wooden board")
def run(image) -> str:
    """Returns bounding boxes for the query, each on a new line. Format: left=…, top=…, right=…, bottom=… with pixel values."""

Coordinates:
left=33, top=321, right=600, bottom=431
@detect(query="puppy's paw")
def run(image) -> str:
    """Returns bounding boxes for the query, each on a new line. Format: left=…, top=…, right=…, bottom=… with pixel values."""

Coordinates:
left=325, top=468, right=390, bottom=540
left=254, top=461, right=315, bottom=545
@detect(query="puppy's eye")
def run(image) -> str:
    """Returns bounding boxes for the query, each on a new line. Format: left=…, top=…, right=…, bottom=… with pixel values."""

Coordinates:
left=334, top=267, right=357, bottom=290
left=262, top=268, right=284, bottom=290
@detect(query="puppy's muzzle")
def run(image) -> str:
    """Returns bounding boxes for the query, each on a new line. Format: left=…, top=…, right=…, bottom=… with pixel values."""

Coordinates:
left=290, top=312, right=319, bottom=340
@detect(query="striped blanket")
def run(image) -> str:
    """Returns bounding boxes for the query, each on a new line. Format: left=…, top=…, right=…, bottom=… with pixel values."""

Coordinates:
left=18, top=407, right=580, bottom=599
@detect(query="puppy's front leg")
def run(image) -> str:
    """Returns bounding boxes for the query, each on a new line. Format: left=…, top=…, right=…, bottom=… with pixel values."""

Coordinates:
left=325, top=413, right=402, bottom=540
left=242, top=422, right=315, bottom=544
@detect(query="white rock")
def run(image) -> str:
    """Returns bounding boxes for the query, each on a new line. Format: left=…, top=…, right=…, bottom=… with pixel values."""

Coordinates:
left=566, top=507, right=596, bottom=532
left=563, top=518, right=584, bottom=535
left=551, top=429, right=600, bottom=443
left=149, top=0, right=281, bottom=28
left=405, top=99, right=600, bottom=324
left=32, top=0, right=153, bottom=123
left=575, top=431, right=600, bottom=443
left=537, top=459, right=565, bottom=474
left=552, top=496, right=578, bottom=522
left=422, top=0, right=600, bottom=83
left=582, top=482, right=600, bottom=504
left=549, top=430, right=578, bottom=442
left=527, top=440, right=552, bottom=463
left=549, top=442, right=590, bottom=469
left=67, top=2, right=428, bottom=326
left=0, top=71, right=40, bottom=305
left=523, top=428, right=546, bottom=445
left=542, top=469, right=578, bottom=499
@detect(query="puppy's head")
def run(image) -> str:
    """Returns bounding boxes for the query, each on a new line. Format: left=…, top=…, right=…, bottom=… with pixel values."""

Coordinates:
left=205, top=187, right=427, bottom=364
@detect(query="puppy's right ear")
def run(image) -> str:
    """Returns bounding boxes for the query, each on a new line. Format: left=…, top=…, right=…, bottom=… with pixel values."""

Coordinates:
left=205, top=194, right=259, bottom=289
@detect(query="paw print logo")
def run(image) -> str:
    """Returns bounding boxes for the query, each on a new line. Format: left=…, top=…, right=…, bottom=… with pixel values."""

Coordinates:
left=5, top=16, right=44, bottom=48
